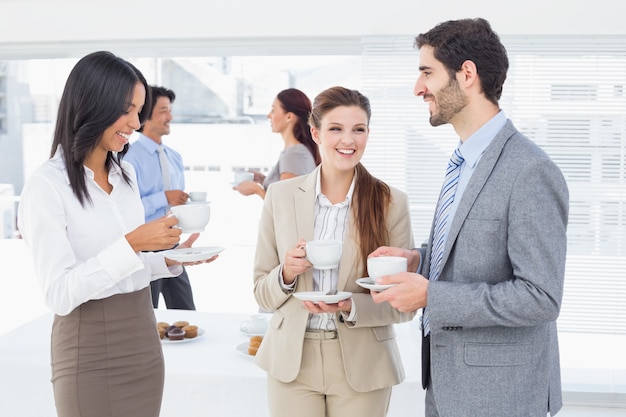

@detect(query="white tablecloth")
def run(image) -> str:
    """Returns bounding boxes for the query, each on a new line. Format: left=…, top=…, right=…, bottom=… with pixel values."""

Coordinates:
left=0, top=309, right=424, bottom=417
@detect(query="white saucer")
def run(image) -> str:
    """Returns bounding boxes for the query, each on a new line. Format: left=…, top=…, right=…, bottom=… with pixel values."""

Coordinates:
left=292, top=291, right=352, bottom=304
left=161, top=328, right=206, bottom=344
left=241, top=329, right=266, bottom=337
left=240, top=317, right=270, bottom=337
left=356, top=277, right=396, bottom=291
left=312, top=263, right=339, bottom=270
left=163, top=246, right=224, bottom=262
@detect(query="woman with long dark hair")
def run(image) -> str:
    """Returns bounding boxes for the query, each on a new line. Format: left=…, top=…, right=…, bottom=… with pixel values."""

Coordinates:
left=18, top=51, right=216, bottom=417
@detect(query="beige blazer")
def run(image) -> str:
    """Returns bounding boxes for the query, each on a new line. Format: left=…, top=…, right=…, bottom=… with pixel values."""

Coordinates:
left=252, top=166, right=416, bottom=392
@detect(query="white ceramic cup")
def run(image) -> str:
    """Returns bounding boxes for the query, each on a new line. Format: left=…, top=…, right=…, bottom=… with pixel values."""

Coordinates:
left=233, top=171, right=254, bottom=185
left=240, top=314, right=268, bottom=334
left=170, top=203, right=211, bottom=233
left=367, top=256, right=407, bottom=279
left=188, top=191, right=207, bottom=202
left=305, top=240, right=342, bottom=270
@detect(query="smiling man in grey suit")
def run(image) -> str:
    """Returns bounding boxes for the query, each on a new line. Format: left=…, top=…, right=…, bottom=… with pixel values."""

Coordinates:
left=370, top=18, right=569, bottom=417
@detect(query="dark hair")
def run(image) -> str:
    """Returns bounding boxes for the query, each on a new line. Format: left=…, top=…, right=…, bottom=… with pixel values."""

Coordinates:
left=50, top=51, right=151, bottom=206
left=414, top=17, right=509, bottom=104
left=138, top=85, right=176, bottom=132
left=309, top=86, right=391, bottom=273
left=276, top=88, right=321, bottom=165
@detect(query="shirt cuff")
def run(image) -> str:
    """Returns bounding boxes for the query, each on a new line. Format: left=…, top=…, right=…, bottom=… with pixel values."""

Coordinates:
left=278, top=264, right=297, bottom=292
left=341, top=297, right=357, bottom=322
left=97, top=236, right=144, bottom=282
left=416, top=247, right=425, bottom=274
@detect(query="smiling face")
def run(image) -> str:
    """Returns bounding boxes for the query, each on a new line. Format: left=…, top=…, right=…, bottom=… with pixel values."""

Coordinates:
left=98, top=82, right=145, bottom=154
left=142, top=95, right=173, bottom=142
left=414, top=45, right=468, bottom=127
left=311, top=105, right=369, bottom=174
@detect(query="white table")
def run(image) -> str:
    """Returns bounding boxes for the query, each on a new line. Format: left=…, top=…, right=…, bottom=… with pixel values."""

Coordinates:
left=0, top=309, right=424, bottom=417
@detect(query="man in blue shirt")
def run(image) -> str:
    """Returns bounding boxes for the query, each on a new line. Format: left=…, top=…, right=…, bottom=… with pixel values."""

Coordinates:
left=125, top=86, right=195, bottom=310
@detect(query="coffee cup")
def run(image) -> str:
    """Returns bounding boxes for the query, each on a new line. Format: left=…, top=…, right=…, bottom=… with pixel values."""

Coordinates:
left=367, top=256, right=407, bottom=279
left=240, top=314, right=268, bottom=334
left=188, top=191, right=207, bottom=202
left=305, top=240, right=342, bottom=270
left=234, top=171, right=254, bottom=185
left=170, top=203, right=211, bottom=233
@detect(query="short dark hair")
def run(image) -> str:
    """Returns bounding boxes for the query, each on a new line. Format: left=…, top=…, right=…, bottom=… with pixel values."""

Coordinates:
left=146, top=86, right=176, bottom=121
left=414, top=18, right=509, bottom=104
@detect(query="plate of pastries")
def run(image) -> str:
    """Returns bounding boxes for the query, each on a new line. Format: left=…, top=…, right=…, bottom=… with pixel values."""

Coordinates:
left=157, top=320, right=205, bottom=344
left=236, top=335, right=263, bottom=357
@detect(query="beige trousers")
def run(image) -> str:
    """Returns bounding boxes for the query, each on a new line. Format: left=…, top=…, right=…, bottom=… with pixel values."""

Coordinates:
left=267, top=333, right=391, bottom=417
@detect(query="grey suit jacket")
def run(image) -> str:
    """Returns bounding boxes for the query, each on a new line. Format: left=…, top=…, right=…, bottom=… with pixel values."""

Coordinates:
left=422, top=120, right=569, bottom=417
left=252, top=166, right=416, bottom=392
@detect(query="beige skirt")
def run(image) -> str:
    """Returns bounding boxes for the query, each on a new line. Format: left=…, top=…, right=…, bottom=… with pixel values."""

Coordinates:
left=51, top=287, right=164, bottom=417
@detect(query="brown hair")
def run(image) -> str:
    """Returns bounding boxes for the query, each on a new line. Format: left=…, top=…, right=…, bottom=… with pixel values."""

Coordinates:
left=276, top=88, right=321, bottom=165
left=309, top=86, right=391, bottom=273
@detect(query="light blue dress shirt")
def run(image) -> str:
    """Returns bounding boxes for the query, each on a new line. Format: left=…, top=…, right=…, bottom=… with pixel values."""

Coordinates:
left=124, top=134, right=186, bottom=222
left=417, top=110, right=507, bottom=274
left=449, top=110, right=508, bottom=229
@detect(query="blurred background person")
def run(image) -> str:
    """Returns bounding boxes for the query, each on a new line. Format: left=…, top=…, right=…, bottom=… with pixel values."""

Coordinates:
left=17, top=51, right=216, bottom=417
left=233, top=88, right=321, bottom=200
left=125, top=86, right=196, bottom=310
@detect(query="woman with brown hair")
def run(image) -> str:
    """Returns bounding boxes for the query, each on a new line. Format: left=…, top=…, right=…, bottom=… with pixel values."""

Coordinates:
left=252, top=86, right=415, bottom=416
left=233, top=88, right=321, bottom=199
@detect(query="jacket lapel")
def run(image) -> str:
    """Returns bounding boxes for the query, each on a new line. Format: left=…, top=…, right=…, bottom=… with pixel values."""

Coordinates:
left=443, top=121, right=516, bottom=267
left=292, top=165, right=358, bottom=292
left=293, top=167, right=320, bottom=292
left=337, top=214, right=358, bottom=290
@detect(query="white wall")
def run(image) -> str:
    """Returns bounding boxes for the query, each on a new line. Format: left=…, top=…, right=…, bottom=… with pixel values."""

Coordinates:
left=0, top=0, right=623, bottom=59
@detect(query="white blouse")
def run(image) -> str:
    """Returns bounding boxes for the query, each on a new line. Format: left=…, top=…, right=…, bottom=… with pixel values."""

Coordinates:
left=17, top=152, right=182, bottom=316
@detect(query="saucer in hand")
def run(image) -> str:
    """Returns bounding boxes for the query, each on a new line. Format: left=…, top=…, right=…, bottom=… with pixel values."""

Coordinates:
left=293, top=291, right=352, bottom=304
left=356, top=277, right=396, bottom=291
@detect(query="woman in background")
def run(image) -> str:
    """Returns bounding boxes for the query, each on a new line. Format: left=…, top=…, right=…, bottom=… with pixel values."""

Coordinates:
left=18, top=51, right=216, bottom=417
left=252, top=86, right=415, bottom=417
left=233, top=88, right=321, bottom=199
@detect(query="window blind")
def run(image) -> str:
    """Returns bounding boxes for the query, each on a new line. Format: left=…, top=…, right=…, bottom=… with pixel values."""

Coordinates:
left=360, top=35, right=626, bottom=335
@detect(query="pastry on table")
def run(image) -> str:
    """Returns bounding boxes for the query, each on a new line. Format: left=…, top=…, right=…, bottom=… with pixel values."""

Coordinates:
left=182, top=325, right=198, bottom=338
left=248, top=335, right=263, bottom=355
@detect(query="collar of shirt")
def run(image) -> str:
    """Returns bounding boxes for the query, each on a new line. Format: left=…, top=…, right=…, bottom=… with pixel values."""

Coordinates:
left=314, top=168, right=356, bottom=207
left=53, top=148, right=125, bottom=186
left=138, top=133, right=162, bottom=154
left=459, top=110, right=507, bottom=169
left=446, top=110, right=508, bottom=241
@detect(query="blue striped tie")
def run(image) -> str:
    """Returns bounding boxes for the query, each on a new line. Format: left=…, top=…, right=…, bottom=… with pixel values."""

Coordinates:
left=423, top=147, right=464, bottom=335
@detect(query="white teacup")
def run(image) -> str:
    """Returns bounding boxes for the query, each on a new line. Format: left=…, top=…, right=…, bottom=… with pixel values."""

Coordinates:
left=240, top=314, right=268, bottom=335
left=367, top=256, right=407, bottom=279
left=188, top=191, right=207, bottom=202
left=306, top=240, right=342, bottom=270
left=170, top=203, right=211, bottom=233
left=233, top=171, right=254, bottom=185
